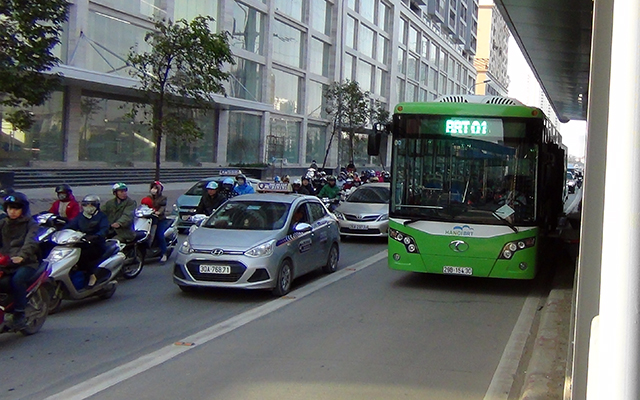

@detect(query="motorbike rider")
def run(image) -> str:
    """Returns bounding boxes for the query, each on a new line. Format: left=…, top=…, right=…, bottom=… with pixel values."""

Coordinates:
left=317, top=175, right=341, bottom=200
left=0, top=192, right=40, bottom=329
left=48, top=184, right=80, bottom=220
left=142, top=181, right=169, bottom=263
left=220, top=177, right=237, bottom=200
left=103, top=182, right=136, bottom=243
left=301, top=176, right=316, bottom=195
left=65, top=195, right=109, bottom=287
left=196, top=181, right=226, bottom=215
left=234, top=174, right=255, bottom=195
left=292, top=179, right=310, bottom=195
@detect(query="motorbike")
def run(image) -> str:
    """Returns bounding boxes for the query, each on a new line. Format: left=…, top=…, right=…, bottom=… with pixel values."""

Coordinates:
left=119, top=205, right=178, bottom=279
left=321, top=197, right=341, bottom=213
left=0, top=255, right=51, bottom=336
left=45, top=229, right=125, bottom=314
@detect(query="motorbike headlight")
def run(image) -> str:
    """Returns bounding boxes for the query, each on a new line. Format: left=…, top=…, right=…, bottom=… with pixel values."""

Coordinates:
left=47, top=247, right=74, bottom=263
left=334, top=211, right=345, bottom=220
left=377, top=213, right=389, bottom=222
left=179, top=240, right=194, bottom=254
left=245, top=240, right=275, bottom=258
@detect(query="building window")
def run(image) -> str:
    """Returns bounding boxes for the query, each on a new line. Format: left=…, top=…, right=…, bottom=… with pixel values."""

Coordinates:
left=359, top=24, right=375, bottom=59
left=398, top=49, right=406, bottom=75
left=429, top=42, right=438, bottom=65
left=166, top=109, right=216, bottom=165
left=227, top=57, right=263, bottom=102
left=309, top=38, right=330, bottom=77
left=306, top=124, right=327, bottom=163
left=377, top=2, right=390, bottom=31
left=230, top=1, right=264, bottom=54
left=0, top=91, right=65, bottom=165
left=174, top=0, right=217, bottom=26
left=272, top=20, right=303, bottom=68
left=227, top=112, right=262, bottom=164
left=307, top=81, right=327, bottom=119
left=94, top=0, right=167, bottom=19
left=420, top=62, right=428, bottom=85
left=375, top=34, right=388, bottom=64
left=396, top=78, right=405, bottom=105
left=269, top=117, right=301, bottom=164
left=398, top=18, right=407, bottom=45
left=359, top=0, right=375, bottom=23
left=309, top=0, right=331, bottom=35
left=346, top=15, right=356, bottom=49
left=344, top=53, right=355, bottom=80
left=86, top=10, right=150, bottom=77
left=271, top=69, right=300, bottom=114
left=358, top=60, right=373, bottom=92
left=78, top=96, right=154, bottom=164
left=421, top=36, right=429, bottom=58
left=374, top=68, right=387, bottom=96
left=274, top=0, right=303, bottom=21
left=406, top=83, right=417, bottom=102
left=408, top=26, right=418, bottom=53
left=407, top=54, right=418, bottom=81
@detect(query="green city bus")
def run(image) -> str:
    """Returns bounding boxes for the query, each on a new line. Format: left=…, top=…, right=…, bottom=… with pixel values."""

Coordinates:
left=387, top=95, right=566, bottom=279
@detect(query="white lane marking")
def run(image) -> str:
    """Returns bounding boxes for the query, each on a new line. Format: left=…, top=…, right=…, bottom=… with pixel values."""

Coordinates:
left=45, top=250, right=388, bottom=400
left=483, top=292, right=542, bottom=400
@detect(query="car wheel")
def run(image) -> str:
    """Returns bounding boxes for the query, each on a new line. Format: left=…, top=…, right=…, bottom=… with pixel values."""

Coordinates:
left=272, top=260, right=293, bottom=297
left=322, top=243, right=339, bottom=274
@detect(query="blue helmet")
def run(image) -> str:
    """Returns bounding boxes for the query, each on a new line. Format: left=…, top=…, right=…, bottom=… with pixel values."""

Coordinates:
left=205, top=181, right=218, bottom=190
left=222, top=177, right=234, bottom=185
left=3, top=192, right=31, bottom=216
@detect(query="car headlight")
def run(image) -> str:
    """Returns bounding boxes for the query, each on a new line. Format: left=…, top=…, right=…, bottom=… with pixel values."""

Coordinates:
left=179, top=240, right=194, bottom=254
left=245, top=240, right=275, bottom=258
left=334, top=211, right=345, bottom=220
left=47, top=247, right=74, bottom=263
left=377, top=213, right=388, bottom=222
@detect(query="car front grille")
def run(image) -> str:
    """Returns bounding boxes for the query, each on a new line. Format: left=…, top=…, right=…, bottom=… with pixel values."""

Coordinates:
left=344, top=214, right=379, bottom=222
left=185, top=260, right=246, bottom=282
left=340, top=227, right=382, bottom=235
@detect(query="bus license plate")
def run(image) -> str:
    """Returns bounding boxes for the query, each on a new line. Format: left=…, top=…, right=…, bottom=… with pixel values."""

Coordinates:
left=199, top=265, right=231, bottom=274
left=443, top=266, right=473, bottom=276
left=350, top=224, right=369, bottom=230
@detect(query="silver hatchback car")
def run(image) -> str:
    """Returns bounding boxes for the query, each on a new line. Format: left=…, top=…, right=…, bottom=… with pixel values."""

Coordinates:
left=173, top=193, right=340, bottom=296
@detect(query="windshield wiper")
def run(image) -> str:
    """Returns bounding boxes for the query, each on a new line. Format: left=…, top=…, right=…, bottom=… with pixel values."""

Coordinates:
left=492, top=211, right=519, bottom=233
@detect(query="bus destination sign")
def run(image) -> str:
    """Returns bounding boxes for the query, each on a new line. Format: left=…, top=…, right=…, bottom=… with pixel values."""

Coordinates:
left=445, top=118, right=488, bottom=136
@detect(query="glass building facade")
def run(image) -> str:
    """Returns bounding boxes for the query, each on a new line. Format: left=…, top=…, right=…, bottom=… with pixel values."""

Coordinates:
left=1, top=0, right=479, bottom=169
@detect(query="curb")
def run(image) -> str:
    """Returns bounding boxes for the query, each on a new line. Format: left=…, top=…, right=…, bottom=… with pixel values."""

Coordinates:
left=520, top=286, right=572, bottom=399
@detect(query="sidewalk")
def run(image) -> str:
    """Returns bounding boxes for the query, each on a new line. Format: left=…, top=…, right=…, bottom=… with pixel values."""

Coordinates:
left=519, top=238, right=576, bottom=399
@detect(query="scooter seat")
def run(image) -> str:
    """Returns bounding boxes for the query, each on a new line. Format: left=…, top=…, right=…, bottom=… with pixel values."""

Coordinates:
left=134, top=230, right=147, bottom=241
left=101, top=241, right=120, bottom=260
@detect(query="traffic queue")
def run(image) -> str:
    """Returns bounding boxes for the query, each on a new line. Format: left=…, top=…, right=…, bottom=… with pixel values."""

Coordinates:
left=0, top=167, right=389, bottom=337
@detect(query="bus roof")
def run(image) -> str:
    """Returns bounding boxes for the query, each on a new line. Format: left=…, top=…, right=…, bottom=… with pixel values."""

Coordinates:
left=394, top=100, right=545, bottom=119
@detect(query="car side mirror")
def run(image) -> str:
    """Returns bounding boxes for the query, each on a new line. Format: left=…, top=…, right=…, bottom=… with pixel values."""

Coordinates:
left=190, top=214, right=207, bottom=227
left=293, top=222, right=312, bottom=233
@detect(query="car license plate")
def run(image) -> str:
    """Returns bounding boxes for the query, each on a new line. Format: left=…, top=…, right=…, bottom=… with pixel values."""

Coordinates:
left=199, top=265, right=231, bottom=274
left=350, top=224, right=369, bottom=230
left=442, top=266, right=473, bottom=276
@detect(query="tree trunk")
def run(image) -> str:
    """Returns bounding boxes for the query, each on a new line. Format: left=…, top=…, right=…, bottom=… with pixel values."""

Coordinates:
left=322, top=125, right=338, bottom=170
left=153, top=99, right=163, bottom=181
left=349, top=129, right=355, bottom=165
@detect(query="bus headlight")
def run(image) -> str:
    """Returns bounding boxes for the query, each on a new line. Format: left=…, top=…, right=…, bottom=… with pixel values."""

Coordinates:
left=499, top=237, right=536, bottom=259
left=390, top=228, right=420, bottom=254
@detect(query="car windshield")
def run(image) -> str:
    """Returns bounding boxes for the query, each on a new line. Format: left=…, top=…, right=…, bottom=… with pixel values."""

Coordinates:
left=185, top=181, right=216, bottom=196
left=347, top=186, right=390, bottom=204
left=202, top=201, right=290, bottom=230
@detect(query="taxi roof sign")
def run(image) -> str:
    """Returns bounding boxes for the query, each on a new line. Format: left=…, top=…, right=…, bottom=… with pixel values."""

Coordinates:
left=257, top=182, right=292, bottom=193
left=219, top=169, right=241, bottom=176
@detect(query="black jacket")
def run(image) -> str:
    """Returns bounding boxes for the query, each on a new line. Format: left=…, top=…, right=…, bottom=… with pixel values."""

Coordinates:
left=196, top=193, right=226, bottom=215
left=0, top=215, right=40, bottom=267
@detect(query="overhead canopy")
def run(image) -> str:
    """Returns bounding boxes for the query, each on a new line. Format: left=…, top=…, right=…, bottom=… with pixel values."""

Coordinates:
left=495, top=0, right=593, bottom=122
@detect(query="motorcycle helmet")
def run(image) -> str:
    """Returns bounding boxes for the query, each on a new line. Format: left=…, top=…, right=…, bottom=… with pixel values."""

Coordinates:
left=81, top=195, right=101, bottom=209
left=55, top=183, right=73, bottom=194
left=205, top=181, right=218, bottom=190
left=236, top=173, right=247, bottom=184
left=327, top=175, right=336, bottom=182
left=3, top=192, right=30, bottom=215
left=293, top=178, right=302, bottom=185
left=112, top=182, right=128, bottom=194
left=150, top=181, right=164, bottom=192
left=223, top=177, right=234, bottom=185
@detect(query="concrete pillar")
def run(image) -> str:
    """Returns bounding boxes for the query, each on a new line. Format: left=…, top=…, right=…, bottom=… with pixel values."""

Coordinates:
left=65, top=86, right=83, bottom=164
left=572, top=0, right=614, bottom=397
left=589, top=0, right=640, bottom=398
left=217, top=109, right=230, bottom=165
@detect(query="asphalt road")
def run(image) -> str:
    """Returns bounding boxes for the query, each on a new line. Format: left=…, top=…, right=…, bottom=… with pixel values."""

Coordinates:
left=0, top=234, right=538, bottom=400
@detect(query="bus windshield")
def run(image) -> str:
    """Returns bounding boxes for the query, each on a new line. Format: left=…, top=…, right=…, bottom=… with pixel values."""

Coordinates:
left=390, top=116, right=539, bottom=225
